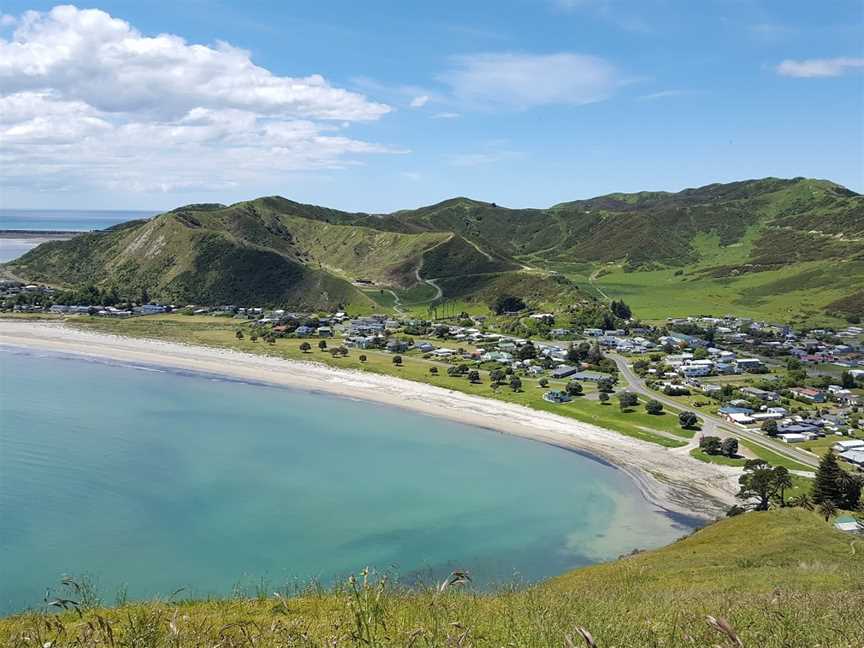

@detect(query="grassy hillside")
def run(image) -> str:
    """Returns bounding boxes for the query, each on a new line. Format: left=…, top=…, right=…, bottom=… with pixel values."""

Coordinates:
left=5, top=177, right=861, bottom=321
left=2, top=509, right=861, bottom=646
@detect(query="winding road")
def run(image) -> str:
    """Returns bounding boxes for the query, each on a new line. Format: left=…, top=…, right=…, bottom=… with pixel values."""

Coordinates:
left=608, top=352, right=819, bottom=470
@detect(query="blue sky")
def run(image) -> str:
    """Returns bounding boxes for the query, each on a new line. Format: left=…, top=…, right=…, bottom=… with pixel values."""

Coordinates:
left=1, top=1, right=862, bottom=211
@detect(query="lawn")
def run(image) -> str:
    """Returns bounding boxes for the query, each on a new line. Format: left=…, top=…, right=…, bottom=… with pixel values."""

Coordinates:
left=740, top=440, right=815, bottom=473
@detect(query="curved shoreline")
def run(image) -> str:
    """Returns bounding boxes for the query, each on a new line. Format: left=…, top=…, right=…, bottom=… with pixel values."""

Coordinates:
left=0, top=320, right=741, bottom=519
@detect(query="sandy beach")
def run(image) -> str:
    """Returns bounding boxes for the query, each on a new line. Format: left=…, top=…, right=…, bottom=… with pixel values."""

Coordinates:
left=0, top=320, right=742, bottom=518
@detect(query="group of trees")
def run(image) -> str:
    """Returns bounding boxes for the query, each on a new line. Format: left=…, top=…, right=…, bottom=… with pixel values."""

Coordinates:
left=491, top=294, right=527, bottom=315
left=812, top=452, right=863, bottom=512
left=617, top=391, right=638, bottom=411
left=700, top=435, right=739, bottom=458
left=609, top=299, right=632, bottom=320
left=736, top=460, right=794, bottom=510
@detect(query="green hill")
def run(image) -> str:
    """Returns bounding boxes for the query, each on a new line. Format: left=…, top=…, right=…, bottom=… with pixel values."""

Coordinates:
left=2, top=509, right=861, bottom=646
left=5, top=177, right=862, bottom=321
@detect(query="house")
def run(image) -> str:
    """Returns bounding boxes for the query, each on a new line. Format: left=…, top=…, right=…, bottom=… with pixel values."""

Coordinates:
left=740, top=387, right=779, bottom=401
left=294, top=325, right=314, bottom=336
left=735, top=358, right=765, bottom=372
left=680, top=364, right=712, bottom=377
left=430, top=348, right=456, bottom=357
left=790, top=387, right=826, bottom=403
left=543, top=390, right=572, bottom=404
left=727, top=412, right=756, bottom=425
left=417, top=342, right=436, bottom=352
left=316, top=326, right=333, bottom=337
left=550, top=328, right=571, bottom=338
left=834, top=439, right=864, bottom=452
left=839, top=449, right=864, bottom=467
left=386, top=340, right=409, bottom=353
left=834, top=515, right=862, bottom=533
left=482, top=351, right=513, bottom=363
left=551, top=365, right=580, bottom=379
left=778, top=433, right=809, bottom=443
left=569, top=370, right=610, bottom=382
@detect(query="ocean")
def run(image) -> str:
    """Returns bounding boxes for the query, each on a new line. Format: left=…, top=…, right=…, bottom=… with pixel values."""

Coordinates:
left=0, top=348, right=694, bottom=613
left=0, top=209, right=158, bottom=263
left=0, top=209, right=157, bottom=232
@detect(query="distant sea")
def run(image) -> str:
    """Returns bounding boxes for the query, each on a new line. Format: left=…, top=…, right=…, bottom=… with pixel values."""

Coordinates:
left=0, top=209, right=158, bottom=262
left=0, top=208, right=157, bottom=232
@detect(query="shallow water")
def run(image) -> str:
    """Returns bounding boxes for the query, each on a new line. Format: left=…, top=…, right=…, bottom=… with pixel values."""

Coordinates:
left=0, top=348, right=695, bottom=613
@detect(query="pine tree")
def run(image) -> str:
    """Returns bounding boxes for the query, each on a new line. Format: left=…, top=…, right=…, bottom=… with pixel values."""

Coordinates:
left=812, top=451, right=844, bottom=506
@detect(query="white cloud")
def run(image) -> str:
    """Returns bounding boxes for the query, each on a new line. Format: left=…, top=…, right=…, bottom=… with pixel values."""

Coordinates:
left=637, top=89, right=703, bottom=101
left=409, top=95, right=430, bottom=108
left=0, top=5, right=398, bottom=194
left=432, top=112, right=461, bottom=119
left=776, top=57, right=864, bottom=78
left=438, top=52, right=617, bottom=110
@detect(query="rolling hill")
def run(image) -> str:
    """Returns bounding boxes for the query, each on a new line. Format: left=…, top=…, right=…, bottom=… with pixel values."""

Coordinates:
left=2, top=509, right=861, bottom=646
left=5, top=177, right=862, bottom=321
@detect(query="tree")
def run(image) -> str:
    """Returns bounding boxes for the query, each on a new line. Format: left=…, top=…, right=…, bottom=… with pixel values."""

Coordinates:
left=838, top=472, right=864, bottom=510
left=392, top=355, right=403, bottom=366
left=235, top=330, right=244, bottom=340
left=467, top=370, right=481, bottom=383
left=539, top=378, right=549, bottom=388
left=726, top=505, right=746, bottom=517
left=491, top=294, right=526, bottom=315
left=645, top=399, right=663, bottom=415
left=250, top=333, right=258, bottom=343
left=565, top=381, right=583, bottom=396
left=299, top=342, right=311, bottom=353
left=618, top=391, right=638, bottom=411
left=761, top=420, right=779, bottom=437
left=679, top=411, right=698, bottom=429
left=359, top=354, right=367, bottom=362
left=692, top=347, right=709, bottom=360
left=818, top=500, right=837, bottom=522
left=812, top=451, right=844, bottom=506
left=772, top=466, right=793, bottom=507
left=516, top=342, right=537, bottom=360
left=700, top=436, right=722, bottom=455
left=598, top=392, right=609, bottom=404
left=318, top=340, right=327, bottom=351
left=737, top=460, right=777, bottom=511
left=720, top=437, right=739, bottom=458
left=490, top=369, right=505, bottom=385
left=510, top=376, right=522, bottom=392
left=597, top=378, right=615, bottom=394
left=791, top=493, right=814, bottom=511
left=586, top=342, right=603, bottom=365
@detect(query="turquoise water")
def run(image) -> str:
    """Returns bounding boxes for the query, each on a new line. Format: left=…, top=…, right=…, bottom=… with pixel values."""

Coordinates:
left=0, top=209, right=156, bottom=232
left=0, top=348, right=694, bottom=613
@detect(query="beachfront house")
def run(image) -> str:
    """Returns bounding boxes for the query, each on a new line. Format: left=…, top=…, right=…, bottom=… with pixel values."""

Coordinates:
left=543, top=390, right=572, bottom=404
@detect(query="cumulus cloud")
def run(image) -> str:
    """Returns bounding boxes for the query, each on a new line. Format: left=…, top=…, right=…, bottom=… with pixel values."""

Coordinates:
left=438, top=52, right=617, bottom=110
left=409, top=95, right=430, bottom=108
left=776, top=57, right=864, bottom=78
left=0, top=5, right=397, bottom=194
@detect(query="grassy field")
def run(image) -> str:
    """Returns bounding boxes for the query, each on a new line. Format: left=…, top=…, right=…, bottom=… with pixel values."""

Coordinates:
left=690, top=448, right=747, bottom=467
left=740, top=440, right=815, bottom=472
left=548, top=255, right=857, bottom=327
left=63, top=314, right=689, bottom=448
left=2, top=509, right=861, bottom=647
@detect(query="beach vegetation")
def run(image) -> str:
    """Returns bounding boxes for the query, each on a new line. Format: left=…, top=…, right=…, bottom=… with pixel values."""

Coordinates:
left=2, top=509, right=861, bottom=647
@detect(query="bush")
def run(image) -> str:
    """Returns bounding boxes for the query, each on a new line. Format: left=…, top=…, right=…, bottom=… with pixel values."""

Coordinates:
left=392, top=355, right=402, bottom=365
left=539, top=378, right=549, bottom=388
left=700, top=436, right=722, bottom=455
left=645, top=400, right=663, bottom=415
left=359, top=354, right=367, bottom=362
left=467, top=370, right=481, bottom=383
left=679, top=411, right=698, bottom=429
left=565, top=381, right=583, bottom=396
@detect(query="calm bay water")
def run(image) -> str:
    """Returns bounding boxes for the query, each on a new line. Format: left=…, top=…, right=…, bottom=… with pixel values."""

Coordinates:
left=0, top=348, right=694, bottom=613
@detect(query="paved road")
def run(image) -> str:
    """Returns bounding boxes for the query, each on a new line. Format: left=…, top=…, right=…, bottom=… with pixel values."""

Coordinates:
left=608, top=352, right=819, bottom=469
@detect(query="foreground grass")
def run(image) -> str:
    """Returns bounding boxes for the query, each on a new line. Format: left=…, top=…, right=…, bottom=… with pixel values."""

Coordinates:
left=740, top=440, right=815, bottom=473
left=3, top=509, right=862, bottom=646
left=62, top=314, right=687, bottom=448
